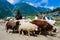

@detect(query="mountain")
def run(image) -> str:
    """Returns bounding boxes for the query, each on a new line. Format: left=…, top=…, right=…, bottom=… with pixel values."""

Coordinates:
left=13, top=3, right=40, bottom=16
left=0, top=0, right=14, bottom=10
left=0, top=1, right=13, bottom=19
left=52, top=7, right=60, bottom=12
left=0, top=1, right=52, bottom=19
left=37, top=7, right=51, bottom=12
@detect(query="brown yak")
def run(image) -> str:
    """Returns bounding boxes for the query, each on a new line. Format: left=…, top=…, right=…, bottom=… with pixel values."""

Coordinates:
left=5, top=21, right=20, bottom=32
left=31, top=19, right=56, bottom=35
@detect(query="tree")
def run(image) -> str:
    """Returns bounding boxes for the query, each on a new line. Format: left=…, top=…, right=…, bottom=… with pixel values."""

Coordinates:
left=15, top=10, right=22, bottom=20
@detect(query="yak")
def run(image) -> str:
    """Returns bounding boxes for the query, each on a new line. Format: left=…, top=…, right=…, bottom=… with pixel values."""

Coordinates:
left=31, top=19, right=56, bottom=35
left=5, top=21, right=20, bottom=32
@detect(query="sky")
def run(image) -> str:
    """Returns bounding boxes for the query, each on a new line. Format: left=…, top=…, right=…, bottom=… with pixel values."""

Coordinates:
left=7, top=0, right=60, bottom=10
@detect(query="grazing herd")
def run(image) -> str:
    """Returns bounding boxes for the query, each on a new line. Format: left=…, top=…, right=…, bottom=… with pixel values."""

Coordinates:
left=5, top=19, right=57, bottom=36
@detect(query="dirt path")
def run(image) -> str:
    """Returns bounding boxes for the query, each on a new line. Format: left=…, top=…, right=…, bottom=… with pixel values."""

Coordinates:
left=0, top=23, right=60, bottom=40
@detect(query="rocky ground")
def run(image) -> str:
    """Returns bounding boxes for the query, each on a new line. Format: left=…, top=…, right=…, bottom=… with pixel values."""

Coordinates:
left=0, top=22, right=60, bottom=40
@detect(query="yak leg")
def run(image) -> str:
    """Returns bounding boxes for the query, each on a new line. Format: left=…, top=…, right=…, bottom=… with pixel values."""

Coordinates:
left=28, top=31, right=30, bottom=36
left=6, top=29, right=8, bottom=32
left=22, top=30, right=24, bottom=36
left=13, top=28, right=15, bottom=32
left=19, top=30, right=20, bottom=34
left=5, top=27, right=8, bottom=32
left=27, top=31, right=30, bottom=40
left=18, top=29, right=21, bottom=35
left=41, top=28, right=48, bottom=36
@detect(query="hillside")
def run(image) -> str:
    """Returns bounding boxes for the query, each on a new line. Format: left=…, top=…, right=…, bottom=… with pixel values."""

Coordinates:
left=0, top=1, right=53, bottom=19
left=0, top=0, right=14, bottom=10
left=52, top=7, right=60, bottom=13
left=0, top=1, right=13, bottom=19
left=13, top=3, right=40, bottom=16
left=37, top=7, right=51, bottom=12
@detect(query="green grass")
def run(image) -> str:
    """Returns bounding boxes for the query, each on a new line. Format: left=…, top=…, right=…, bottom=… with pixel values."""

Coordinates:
left=26, top=16, right=35, bottom=19
left=55, top=21, right=60, bottom=26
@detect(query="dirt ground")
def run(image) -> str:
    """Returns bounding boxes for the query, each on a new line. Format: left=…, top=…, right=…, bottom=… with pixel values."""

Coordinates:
left=0, top=22, right=60, bottom=40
